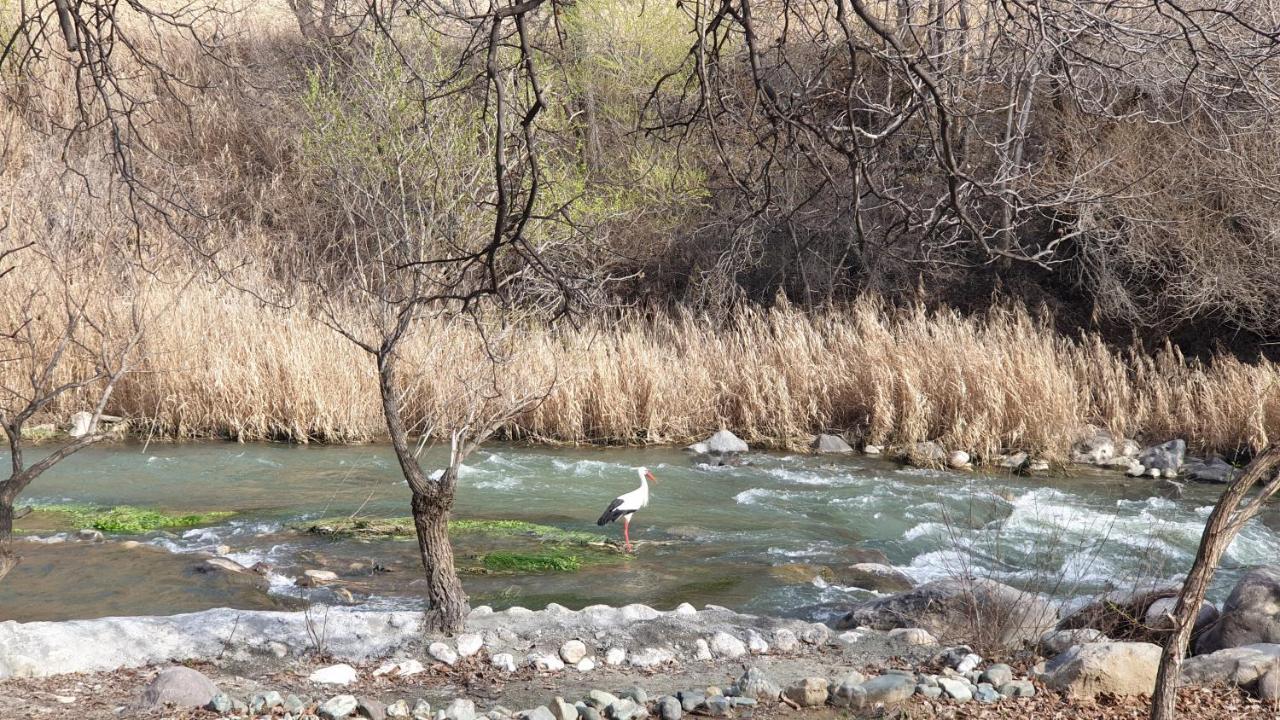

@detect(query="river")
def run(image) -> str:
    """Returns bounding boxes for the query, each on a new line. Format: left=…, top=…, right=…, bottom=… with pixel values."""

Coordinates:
left=3, top=443, right=1278, bottom=622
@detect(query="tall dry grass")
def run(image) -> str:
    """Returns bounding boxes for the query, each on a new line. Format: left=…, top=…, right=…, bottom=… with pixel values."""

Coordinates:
left=4, top=280, right=1276, bottom=460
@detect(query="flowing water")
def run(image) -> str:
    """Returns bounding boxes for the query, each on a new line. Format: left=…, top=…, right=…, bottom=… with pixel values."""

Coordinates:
left=3, top=442, right=1279, bottom=623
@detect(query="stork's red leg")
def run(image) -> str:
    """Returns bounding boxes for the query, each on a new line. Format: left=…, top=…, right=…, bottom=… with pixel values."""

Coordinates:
left=623, top=517, right=632, bottom=552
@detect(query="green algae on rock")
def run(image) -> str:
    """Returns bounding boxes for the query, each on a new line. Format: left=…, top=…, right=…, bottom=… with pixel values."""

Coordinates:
left=26, top=504, right=235, bottom=534
left=297, top=517, right=604, bottom=545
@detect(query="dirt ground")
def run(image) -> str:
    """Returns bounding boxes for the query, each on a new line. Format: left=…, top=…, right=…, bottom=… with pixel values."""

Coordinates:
left=1, top=651, right=1277, bottom=720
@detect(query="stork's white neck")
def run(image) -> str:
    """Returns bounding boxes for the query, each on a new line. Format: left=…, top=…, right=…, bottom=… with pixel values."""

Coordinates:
left=637, top=469, right=649, bottom=490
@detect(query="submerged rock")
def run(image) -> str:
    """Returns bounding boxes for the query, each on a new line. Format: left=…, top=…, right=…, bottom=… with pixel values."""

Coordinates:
left=1197, top=565, right=1280, bottom=654
left=836, top=563, right=915, bottom=593
left=1183, top=456, right=1238, bottom=484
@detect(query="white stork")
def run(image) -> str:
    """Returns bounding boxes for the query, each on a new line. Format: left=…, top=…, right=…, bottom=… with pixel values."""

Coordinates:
left=596, top=467, right=657, bottom=552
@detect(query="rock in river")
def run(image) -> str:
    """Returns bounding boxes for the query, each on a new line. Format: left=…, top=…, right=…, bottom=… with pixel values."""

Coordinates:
left=812, top=434, right=853, bottom=454
left=1139, top=439, right=1186, bottom=474
left=704, top=429, right=749, bottom=454
left=1197, top=565, right=1280, bottom=654
left=836, top=563, right=915, bottom=593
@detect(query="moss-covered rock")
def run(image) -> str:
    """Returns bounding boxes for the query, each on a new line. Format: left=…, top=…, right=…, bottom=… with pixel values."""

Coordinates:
left=25, top=504, right=235, bottom=534
left=296, top=516, right=603, bottom=546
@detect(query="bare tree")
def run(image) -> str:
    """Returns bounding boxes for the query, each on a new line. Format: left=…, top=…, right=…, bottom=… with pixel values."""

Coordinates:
left=0, top=244, right=149, bottom=581
left=293, top=0, right=584, bottom=631
left=1151, top=445, right=1280, bottom=720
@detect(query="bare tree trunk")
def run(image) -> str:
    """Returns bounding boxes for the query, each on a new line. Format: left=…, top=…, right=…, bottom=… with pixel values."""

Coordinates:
left=0, top=497, right=15, bottom=582
left=1151, top=446, right=1280, bottom=720
left=378, top=348, right=470, bottom=633
left=412, top=482, right=468, bottom=632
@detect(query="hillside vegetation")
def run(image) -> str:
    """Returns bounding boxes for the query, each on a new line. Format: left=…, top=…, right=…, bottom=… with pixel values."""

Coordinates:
left=1, top=0, right=1279, bottom=455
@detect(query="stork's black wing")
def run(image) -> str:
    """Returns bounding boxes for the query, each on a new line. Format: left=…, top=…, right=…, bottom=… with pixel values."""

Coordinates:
left=596, top=497, right=626, bottom=526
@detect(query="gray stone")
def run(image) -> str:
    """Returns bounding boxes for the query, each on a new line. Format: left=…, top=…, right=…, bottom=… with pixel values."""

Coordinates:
left=627, top=648, right=674, bottom=668
left=429, top=641, right=459, bottom=666
left=657, top=696, right=681, bottom=720
left=998, top=452, right=1029, bottom=470
left=1057, top=583, right=1181, bottom=639
left=955, top=653, right=982, bottom=673
left=1183, top=456, right=1238, bottom=484
left=205, top=693, right=235, bottom=713
left=999, top=681, right=1035, bottom=698
left=457, top=633, right=484, bottom=657
left=387, top=700, right=412, bottom=719
left=560, top=640, right=588, bottom=665
left=733, top=667, right=781, bottom=700
left=800, top=623, right=831, bottom=646
left=523, top=707, right=556, bottom=720
left=444, top=699, right=476, bottom=720
left=1039, top=628, right=1108, bottom=657
left=677, top=692, right=704, bottom=713
left=726, top=697, right=756, bottom=707
left=413, top=700, right=433, bottom=720
left=285, top=694, right=307, bottom=714
left=702, top=696, right=731, bottom=717
left=770, top=628, right=799, bottom=653
left=745, top=630, right=769, bottom=654
left=137, top=666, right=220, bottom=710
left=605, top=698, right=645, bottom=720
left=1139, top=439, right=1186, bottom=473
left=829, top=682, right=867, bottom=708
left=578, top=707, right=601, bottom=720
left=705, top=430, right=749, bottom=454
left=358, top=698, right=388, bottom=720
left=491, top=653, right=517, bottom=672
left=906, top=441, right=947, bottom=467
left=1071, top=426, right=1121, bottom=466
left=620, top=688, right=647, bottom=705
left=311, top=663, right=360, bottom=685
left=528, top=652, right=566, bottom=672
left=838, top=563, right=915, bottom=593
left=980, top=664, right=1013, bottom=687
left=251, top=690, right=284, bottom=712
left=550, top=697, right=578, bottom=720
left=813, top=434, right=853, bottom=454
left=915, top=685, right=942, bottom=699
left=836, top=577, right=1057, bottom=647
left=1198, top=566, right=1280, bottom=654
left=1181, top=644, right=1280, bottom=686
left=320, top=695, right=360, bottom=720
left=783, top=677, right=829, bottom=707
left=973, top=683, right=1001, bottom=703
left=1258, top=665, right=1280, bottom=704
left=708, top=632, right=747, bottom=658
left=1143, top=597, right=1219, bottom=635
left=585, top=691, right=620, bottom=710
left=1039, top=642, right=1161, bottom=698
left=937, top=677, right=972, bottom=702
left=860, top=675, right=916, bottom=706
left=947, top=450, right=972, bottom=469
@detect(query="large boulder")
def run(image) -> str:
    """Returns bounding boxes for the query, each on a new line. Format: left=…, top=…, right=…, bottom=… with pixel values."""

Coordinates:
left=1071, top=426, right=1126, bottom=466
left=905, top=442, right=947, bottom=468
left=136, top=666, right=220, bottom=711
left=1038, top=642, right=1162, bottom=698
left=1057, top=583, right=1181, bottom=640
left=704, top=430, right=748, bottom=454
left=812, top=434, right=853, bottom=454
left=834, top=577, right=1057, bottom=648
left=1182, top=456, right=1238, bottom=485
left=1139, top=439, right=1186, bottom=474
left=1196, top=566, right=1280, bottom=654
left=1182, top=644, right=1280, bottom=686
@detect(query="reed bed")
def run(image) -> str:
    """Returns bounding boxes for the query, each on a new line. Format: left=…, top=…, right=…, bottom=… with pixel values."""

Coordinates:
left=5, top=283, right=1277, bottom=461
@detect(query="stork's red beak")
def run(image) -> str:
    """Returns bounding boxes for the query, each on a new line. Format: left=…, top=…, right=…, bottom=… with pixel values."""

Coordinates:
left=645, top=470, right=658, bottom=484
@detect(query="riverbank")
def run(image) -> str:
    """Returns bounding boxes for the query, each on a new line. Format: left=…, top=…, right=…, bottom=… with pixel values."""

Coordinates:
left=4, top=289, right=1278, bottom=458
left=1, top=599, right=1276, bottom=719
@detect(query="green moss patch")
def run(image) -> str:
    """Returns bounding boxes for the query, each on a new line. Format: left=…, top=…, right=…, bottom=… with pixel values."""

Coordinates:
left=479, top=551, right=583, bottom=573
left=296, top=516, right=603, bottom=545
left=27, top=504, right=234, bottom=534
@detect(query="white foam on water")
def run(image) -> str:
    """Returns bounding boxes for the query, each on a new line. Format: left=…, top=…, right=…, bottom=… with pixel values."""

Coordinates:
left=903, top=521, right=948, bottom=542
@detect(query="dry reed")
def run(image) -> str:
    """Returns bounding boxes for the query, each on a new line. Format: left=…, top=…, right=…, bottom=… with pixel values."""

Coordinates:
left=3, top=281, right=1276, bottom=460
